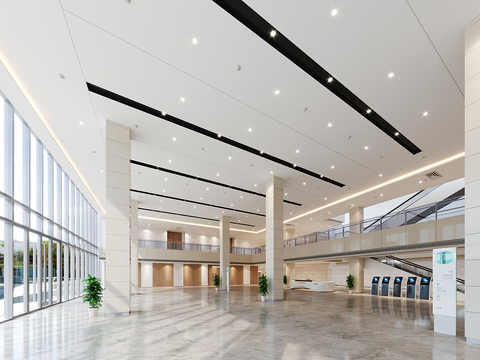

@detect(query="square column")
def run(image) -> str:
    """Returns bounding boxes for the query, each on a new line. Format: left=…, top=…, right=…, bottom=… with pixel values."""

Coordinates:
left=349, top=258, right=365, bottom=293
left=349, top=206, right=364, bottom=235
left=219, top=216, right=230, bottom=290
left=266, top=176, right=284, bottom=301
left=465, top=16, right=480, bottom=342
left=105, top=120, right=131, bottom=314
left=131, top=200, right=138, bottom=295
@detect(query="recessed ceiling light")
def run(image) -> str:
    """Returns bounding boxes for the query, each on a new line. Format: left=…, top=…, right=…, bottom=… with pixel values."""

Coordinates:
left=274, top=90, right=280, bottom=95
left=331, top=165, right=335, bottom=169
left=162, top=112, right=166, bottom=116
left=380, top=194, right=383, bottom=197
left=351, top=204, right=354, bottom=206
left=257, top=209, right=260, bottom=212
left=168, top=159, right=172, bottom=163
left=217, top=134, right=222, bottom=138
left=254, top=184, right=257, bottom=187
left=231, top=204, right=233, bottom=206
left=423, top=111, right=429, bottom=116
left=192, top=38, right=198, bottom=45
left=331, top=9, right=338, bottom=16
left=100, top=170, right=104, bottom=173
left=200, top=197, right=202, bottom=200
left=364, top=146, right=369, bottom=150
left=206, top=188, right=209, bottom=190
left=240, top=196, right=243, bottom=198
left=296, top=149, right=300, bottom=154
left=285, top=193, right=288, bottom=196
left=180, top=97, right=185, bottom=102
left=366, top=109, right=372, bottom=114
left=293, top=164, right=297, bottom=167
left=172, top=137, right=177, bottom=141
left=162, top=190, right=165, bottom=192
left=327, top=77, right=333, bottom=83
left=395, top=132, right=399, bottom=136
left=419, top=180, right=422, bottom=183
left=270, top=30, right=277, bottom=37
left=388, top=72, right=394, bottom=78
left=290, top=212, right=293, bottom=215
left=324, top=198, right=327, bottom=200
left=270, top=171, right=273, bottom=174
left=216, top=173, right=220, bottom=177
left=379, top=174, right=383, bottom=177
left=164, top=178, right=168, bottom=181
left=79, top=121, right=84, bottom=125
left=248, top=128, right=252, bottom=132
left=327, top=123, right=332, bottom=128
left=228, top=156, right=232, bottom=160
left=303, top=182, right=306, bottom=186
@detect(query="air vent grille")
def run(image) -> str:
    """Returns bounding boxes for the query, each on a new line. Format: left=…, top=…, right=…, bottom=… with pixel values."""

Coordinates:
left=425, top=171, right=443, bottom=180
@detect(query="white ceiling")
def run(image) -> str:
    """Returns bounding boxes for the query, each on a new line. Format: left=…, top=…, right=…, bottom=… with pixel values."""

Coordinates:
left=0, top=0, right=476, bottom=243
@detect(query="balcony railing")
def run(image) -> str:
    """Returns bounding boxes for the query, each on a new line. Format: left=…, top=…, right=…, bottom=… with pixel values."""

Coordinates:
left=138, top=196, right=464, bottom=254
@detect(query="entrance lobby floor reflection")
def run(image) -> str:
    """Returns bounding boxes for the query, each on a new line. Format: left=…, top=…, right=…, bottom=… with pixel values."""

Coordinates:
left=1, top=285, right=479, bottom=359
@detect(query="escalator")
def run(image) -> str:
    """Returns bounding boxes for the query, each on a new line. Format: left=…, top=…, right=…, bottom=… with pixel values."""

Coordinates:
left=364, top=188, right=464, bottom=233
left=370, top=255, right=465, bottom=293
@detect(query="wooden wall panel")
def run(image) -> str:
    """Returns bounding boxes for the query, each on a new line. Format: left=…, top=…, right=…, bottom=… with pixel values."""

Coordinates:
left=208, top=265, right=220, bottom=286
left=230, top=265, right=243, bottom=285
left=152, top=263, right=174, bottom=287
left=183, top=264, right=201, bottom=286
left=167, top=231, right=182, bottom=250
left=250, top=266, right=259, bottom=284
left=138, top=263, right=142, bottom=288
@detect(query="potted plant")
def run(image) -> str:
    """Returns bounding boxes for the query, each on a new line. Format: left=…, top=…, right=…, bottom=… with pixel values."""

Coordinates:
left=346, top=274, right=355, bottom=294
left=258, top=274, right=268, bottom=301
left=81, top=274, right=104, bottom=316
left=213, top=273, right=220, bottom=291
left=283, top=274, right=288, bottom=287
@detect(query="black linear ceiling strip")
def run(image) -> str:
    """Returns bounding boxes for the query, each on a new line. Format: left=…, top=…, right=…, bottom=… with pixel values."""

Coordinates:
left=138, top=207, right=255, bottom=227
left=131, top=189, right=265, bottom=217
left=87, top=82, right=344, bottom=187
left=212, top=0, right=422, bottom=155
left=131, top=159, right=302, bottom=206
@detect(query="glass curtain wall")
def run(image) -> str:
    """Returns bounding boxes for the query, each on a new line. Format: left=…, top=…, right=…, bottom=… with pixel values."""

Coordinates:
left=0, top=91, right=99, bottom=323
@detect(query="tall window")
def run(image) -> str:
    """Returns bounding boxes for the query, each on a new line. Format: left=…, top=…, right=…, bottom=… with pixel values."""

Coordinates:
left=0, top=91, right=99, bottom=323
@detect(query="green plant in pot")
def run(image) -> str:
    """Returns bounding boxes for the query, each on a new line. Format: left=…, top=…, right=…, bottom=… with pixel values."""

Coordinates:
left=346, top=274, right=355, bottom=294
left=81, top=274, right=104, bottom=316
left=258, top=274, right=269, bottom=301
left=283, top=274, right=288, bottom=286
left=213, top=273, right=220, bottom=291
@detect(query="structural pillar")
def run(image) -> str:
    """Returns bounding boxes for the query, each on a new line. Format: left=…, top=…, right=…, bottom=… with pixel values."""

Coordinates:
left=285, top=263, right=295, bottom=287
left=105, top=120, right=131, bottom=314
left=349, top=258, right=365, bottom=293
left=219, top=216, right=230, bottom=290
left=465, top=17, right=480, bottom=342
left=131, top=200, right=139, bottom=295
left=266, top=176, right=284, bottom=301
left=349, top=206, right=364, bottom=235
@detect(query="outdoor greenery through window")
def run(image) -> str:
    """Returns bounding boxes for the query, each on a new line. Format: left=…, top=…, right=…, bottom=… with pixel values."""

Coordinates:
left=0, top=90, right=99, bottom=322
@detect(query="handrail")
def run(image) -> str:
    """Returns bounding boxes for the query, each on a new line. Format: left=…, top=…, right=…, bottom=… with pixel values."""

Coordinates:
left=138, top=195, right=465, bottom=254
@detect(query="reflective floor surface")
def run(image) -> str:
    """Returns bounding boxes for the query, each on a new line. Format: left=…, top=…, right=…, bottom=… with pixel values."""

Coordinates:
left=1, top=285, right=480, bottom=359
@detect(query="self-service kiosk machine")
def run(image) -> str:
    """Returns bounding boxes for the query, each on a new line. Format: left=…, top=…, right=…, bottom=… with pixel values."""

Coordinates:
left=419, top=277, right=431, bottom=300
left=406, top=277, right=417, bottom=299
left=371, top=277, right=380, bottom=295
left=393, top=277, right=403, bottom=297
left=381, top=277, right=391, bottom=296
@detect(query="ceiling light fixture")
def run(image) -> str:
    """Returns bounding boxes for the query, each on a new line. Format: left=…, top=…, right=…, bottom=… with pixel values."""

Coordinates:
left=331, top=166, right=335, bottom=169
left=161, top=112, right=166, bottom=116
left=379, top=174, right=383, bottom=177
left=366, top=109, right=372, bottom=114
left=228, top=156, right=232, bottom=160
left=139, top=216, right=257, bottom=233
left=248, top=128, right=252, bottom=132
left=172, top=137, right=177, bottom=141
left=216, top=173, right=220, bottom=177
left=79, top=121, right=84, bottom=125
left=331, top=9, right=338, bottom=16
left=296, top=149, right=300, bottom=154
left=388, top=72, right=394, bottom=78
left=180, top=97, right=185, bottom=102
left=364, top=146, right=369, bottom=150
left=270, top=30, right=277, bottom=37
left=423, top=111, right=429, bottom=116
left=327, top=77, right=333, bottom=83
left=270, top=171, right=273, bottom=174
left=303, top=182, right=306, bottom=186
left=192, top=38, right=198, bottom=45
left=327, top=123, right=332, bottom=128
left=395, top=132, right=399, bottom=136
left=218, top=134, right=222, bottom=138
left=274, top=90, right=280, bottom=95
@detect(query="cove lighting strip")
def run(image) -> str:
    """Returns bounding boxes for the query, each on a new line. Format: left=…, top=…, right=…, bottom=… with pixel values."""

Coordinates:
left=139, top=216, right=259, bottom=234
left=0, top=56, right=106, bottom=213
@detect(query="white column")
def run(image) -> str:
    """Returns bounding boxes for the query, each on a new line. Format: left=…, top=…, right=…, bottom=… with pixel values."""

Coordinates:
left=201, top=264, right=208, bottom=286
left=349, top=258, right=365, bottom=293
left=349, top=206, right=364, bottom=235
left=266, top=176, right=284, bottom=301
left=105, top=120, right=131, bottom=314
left=243, top=265, right=250, bottom=285
left=219, top=216, right=230, bottom=290
left=286, top=263, right=295, bottom=286
left=131, top=200, right=139, bottom=295
left=465, top=16, right=480, bottom=342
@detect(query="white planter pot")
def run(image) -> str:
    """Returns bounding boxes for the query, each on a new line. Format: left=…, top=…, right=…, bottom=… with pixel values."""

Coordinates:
left=215, top=287, right=218, bottom=291
left=261, top=295, right=266, bottom=302
left=89, top=307, right=98, bottom=317
left=348, top=289, right=353, bottom=295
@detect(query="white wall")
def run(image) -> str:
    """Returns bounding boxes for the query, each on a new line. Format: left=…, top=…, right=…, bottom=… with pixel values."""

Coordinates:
left=139, top=228, right=167, bottom=241
left=141, top=262, right=153, bottom=288
left=201, top=264, right=208, bottom=286
left=185, top=233, right=219, bottom=246
left=331, top=263, right=349, bottom=286
left=233, top=238, right=258, bottom=248
left=174, top=263, right=183, bottom=286
left=295, top=264, right=329, bottom=282
left=243, top=265, right=250, bottom=284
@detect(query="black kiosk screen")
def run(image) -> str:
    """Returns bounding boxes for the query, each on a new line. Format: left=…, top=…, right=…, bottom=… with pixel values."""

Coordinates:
left=382, top=277, right=390, bottom=284
left=408, top=277, right=416, bottom=284
left=372, top=277, right=379, bottom=283
left=421, top=278, right=430, bottom=284
left=394, top=277, right=402, bottom=284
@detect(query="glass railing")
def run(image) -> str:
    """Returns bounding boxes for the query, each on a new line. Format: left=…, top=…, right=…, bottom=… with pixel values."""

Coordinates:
left=138, top=196, right=464, bottom=254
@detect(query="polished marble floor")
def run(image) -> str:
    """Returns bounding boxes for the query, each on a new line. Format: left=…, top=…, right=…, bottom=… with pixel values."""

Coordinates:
left=1, top=285, right=480, bottom=359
